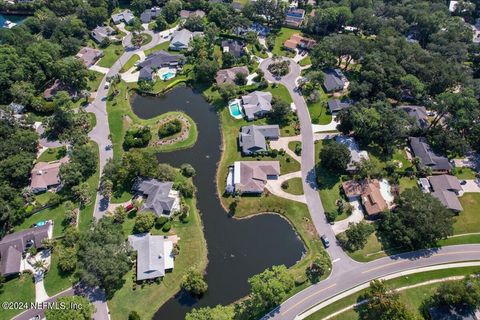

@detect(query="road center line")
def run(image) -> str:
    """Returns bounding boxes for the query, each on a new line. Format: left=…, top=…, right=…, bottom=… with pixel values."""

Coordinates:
left=362, top=250, right=480, bottom=274
left=282, top=283, right=337, bottom=315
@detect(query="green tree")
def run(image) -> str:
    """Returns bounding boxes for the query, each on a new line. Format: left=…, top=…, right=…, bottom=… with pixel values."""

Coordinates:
left=434, top=275, right=480, bottom=310
left=218, top=83, right=237, bottom=101
left=319, top=141, right=351, bottom=173
left=359, top=280, right=416, bottom=320
left=77, top=217, right=132, bottom=296
left=58, top=246, right=77, bottom=273
left=131, top=0, right=151, bottom=14
left=306, top=255, right=330, bottom=283
left=128, top=311, right=141, bottom=320
left=186, top=305, right=235, bottom=320
left=153, top=15, right=168, bottom=31
left=194, top=58, right=219, bottom=83
left=339, top=221, right=375, bottom=251
left=162, top=0, right=182, bottom=24
left=156, top=163, right=178, bottom=182
left=379, top=189, right=454, bottom=250
left=269, top=98, right=291, bottom=125
left=112, top=206, right=127, bottom=224
left=72, top=182, right=91, bottom=207
left=45, top=296, right=94, bottom=320
left=180, top=164, right=196, bottom=177
left=133, top=212, right=156, bottom=233
left=248, top=265, right=294, bottom=310
left=181, top=268, right=208, bottom=297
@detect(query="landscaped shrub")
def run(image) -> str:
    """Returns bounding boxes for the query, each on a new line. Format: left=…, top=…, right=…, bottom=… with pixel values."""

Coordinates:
left=268, top=60, right=290, bottom=77
left=123, top=126, right=152, bottom=150
left=180, top=164, right=196, bottom=177
left=155, top=216, right=169, bottom=228
left=158, top=119, right=182, bottom=138
left=281, top=181, right=289, bottom=189
left=162, top=221, right=172, bottom=232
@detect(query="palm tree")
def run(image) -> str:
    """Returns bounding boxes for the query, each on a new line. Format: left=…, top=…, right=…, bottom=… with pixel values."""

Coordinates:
left=32, top=260, right=47, bottom=273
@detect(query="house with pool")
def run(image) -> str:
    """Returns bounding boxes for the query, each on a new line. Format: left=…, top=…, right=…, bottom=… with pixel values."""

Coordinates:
left=138, top=50, right=185, bottom=81
left=228, top=91, right=273, bottom=121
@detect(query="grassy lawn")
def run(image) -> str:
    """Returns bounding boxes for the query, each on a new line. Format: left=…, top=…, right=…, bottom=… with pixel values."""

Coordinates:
left=44, top=243, right=78, bottom=296
left=306, top=266, right=480, bottom=320
left=151, top=65, right=192, bottom=93
left=144, top=41, right=175, bottom=56
left=299, top=55, right=311, bottom=66
left=247, top=43, right=268, bottom=58
left=307, top=89, right=331, bottom=125
left=0, top=273, right=35, bottom=319
left=98, top=43, right=125, bottom=68
left=398, top=176, right=418, bottom=192
left=288, top=141, right=301, bottom=155
left=106, top=82, right=198, bottom=160
left=77, top=141, right=100, bottom=233
left=108, top=198, right=208, bottom=320
left=37, top=146, right=66, bottom=163
left=140, top=33, right=152, bottom=46
left=314, top=141, right=346, bottom=219
left=346, top=232, right=387, bottom=262
left=88, top=112, right=97, bottom=129
left=454, top=167, right=478, bottom=180
left=284, top=177, right=304, bottom=195
left=454, top=193, right=480, bottom=234
left=14, top=204, right=69, bottom=238
left=266, top=83, right=293, bottom=104
left=120, top=54, right=140, bottom=73
left=272, top=27, right=299, bottom=57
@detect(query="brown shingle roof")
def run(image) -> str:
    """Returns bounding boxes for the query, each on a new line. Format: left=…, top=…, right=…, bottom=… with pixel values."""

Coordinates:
left=342, top=179, right=388, bottom=216
left=30, top=157, right=69, bottom=191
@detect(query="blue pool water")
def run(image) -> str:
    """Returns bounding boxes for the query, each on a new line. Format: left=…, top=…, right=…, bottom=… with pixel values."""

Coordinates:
left=161, top=71, right=175, bottom=80
left=36, top=221, right=46, bottom=227
left=229, top=102, right=242, bottom=117
left=0, top=14, right=27, bottom=28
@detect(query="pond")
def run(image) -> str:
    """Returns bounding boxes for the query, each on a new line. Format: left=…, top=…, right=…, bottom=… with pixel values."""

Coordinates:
left=131, top=86, right=305, bottom=319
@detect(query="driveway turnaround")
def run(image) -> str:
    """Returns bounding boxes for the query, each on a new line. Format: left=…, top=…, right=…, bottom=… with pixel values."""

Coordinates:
left=266, top=171, right=307, bottom=203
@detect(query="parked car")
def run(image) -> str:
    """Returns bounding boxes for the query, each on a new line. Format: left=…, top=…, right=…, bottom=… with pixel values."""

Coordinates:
left=104, top=82, right=110, bottom=89
left=321, top=235, right=330, bottom=248
left=125, top=203, right=134, bottom=211
left=460, top=180, right=467, bottom=185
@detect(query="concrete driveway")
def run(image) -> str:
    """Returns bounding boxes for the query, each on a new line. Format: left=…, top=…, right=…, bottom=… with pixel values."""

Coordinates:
left=462, top=180, right=480, bottom=192
left=266, top=171, right=306, bottom=203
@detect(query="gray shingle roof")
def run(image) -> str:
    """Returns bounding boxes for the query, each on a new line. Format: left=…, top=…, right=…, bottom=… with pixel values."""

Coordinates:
left=409, top=137, right=452, bottom=172
left=242, top=91, right=273, bottom=121
left=428, top=175, right=463, bottom=211
left=399, top=106, right=428, bottom=128
left=138, top=51, right=184, bottom=80
left=327, top=99, right=350, bottom=113
left=140, top=7, right=162, bottom=23
left=169, top=29, right=193, bottom=50
left=112, top=10, right=135, bottom=24
left=128, top=233, right=174, bottom=281
left=323, top=69, right=347, bottom=93
left=91, top=25, right=115, bottom=43
left=234, top=161, right=280, bottom=193
left=221, top=39, right=245, bottom=58
left=239, top=125, right=280, bottom=154
left=0, top=222, right=51, bottom=275
left=133, top=179, right=176, bottom=216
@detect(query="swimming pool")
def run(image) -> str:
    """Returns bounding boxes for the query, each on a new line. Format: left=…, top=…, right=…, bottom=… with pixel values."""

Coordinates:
left=36, top=220, right=47, bottom=227
left=161, top=71, right=175, bottom=80
left=229, top=100, right=243, bottom=119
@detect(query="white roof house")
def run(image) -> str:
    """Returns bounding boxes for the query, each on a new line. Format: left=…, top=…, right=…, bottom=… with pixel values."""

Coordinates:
left=128, top=233, right=174, bottom=281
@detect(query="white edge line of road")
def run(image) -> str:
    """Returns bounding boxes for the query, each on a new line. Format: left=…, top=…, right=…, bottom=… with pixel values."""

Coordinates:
left=296, top=261, right=480, bottom=320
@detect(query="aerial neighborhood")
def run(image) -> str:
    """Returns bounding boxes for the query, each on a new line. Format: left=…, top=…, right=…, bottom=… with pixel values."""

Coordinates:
left=0, top=0, right=479, bottom=320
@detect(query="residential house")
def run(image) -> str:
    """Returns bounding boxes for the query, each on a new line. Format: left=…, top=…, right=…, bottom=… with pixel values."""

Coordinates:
left=215, top=66, right=249, bottom=85
left=241, top=91, right=273, bottom=121
left=30, top=157, right=69, bottom=194
left=7, top=102, right=25, bottom=115
left=239, top=125, right=280, bottom=155
left=471, top=18, right=480, bottom=43
left=323, top=68, right=348, bottom=93
left=342, top=179, right=388, bottom=217
left=409, top=137, right=452, bottom=174
left=283, top=34, right=316, bottom=51
left=399, top=105, right=429, bottom=128
left=43, top=80, right=77, bottom=101
left=169, top=29, right=203, bottom=51
left=0, top=222, right=52, bottom=276
left=138, top=51, right=185, bottom=80
left=133, top=178, right=180, bottom=217
left=335, top=135, right=369, bottom=172
left=231, top=2, right=243, bottom=11
left=327, top=99, right=351, bottom=115
left=76, top=47, right=103, bottom=67
left=112, top=10, right=135, bottom=25
left=248, top=22, right=270, bottom=37
left=233, top=161, right=280, bottom=194
left=140, top=7, right=162, bottom=23
left=179, top=9, right=206, bottom=19
left=91, top=25, right=115, bottom=44
left=221, top=39, right=245, bottom=58
left=428, top=175, right=464, bottom=212
left=128, top=233, right=174, bottom=281
left=285, top=8, right=305, bottom=28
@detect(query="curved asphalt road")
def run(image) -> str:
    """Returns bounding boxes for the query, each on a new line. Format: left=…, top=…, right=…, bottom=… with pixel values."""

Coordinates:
left=259, top=58, right=480, bottom=320
left=87, top=26, right=177, bottom=220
